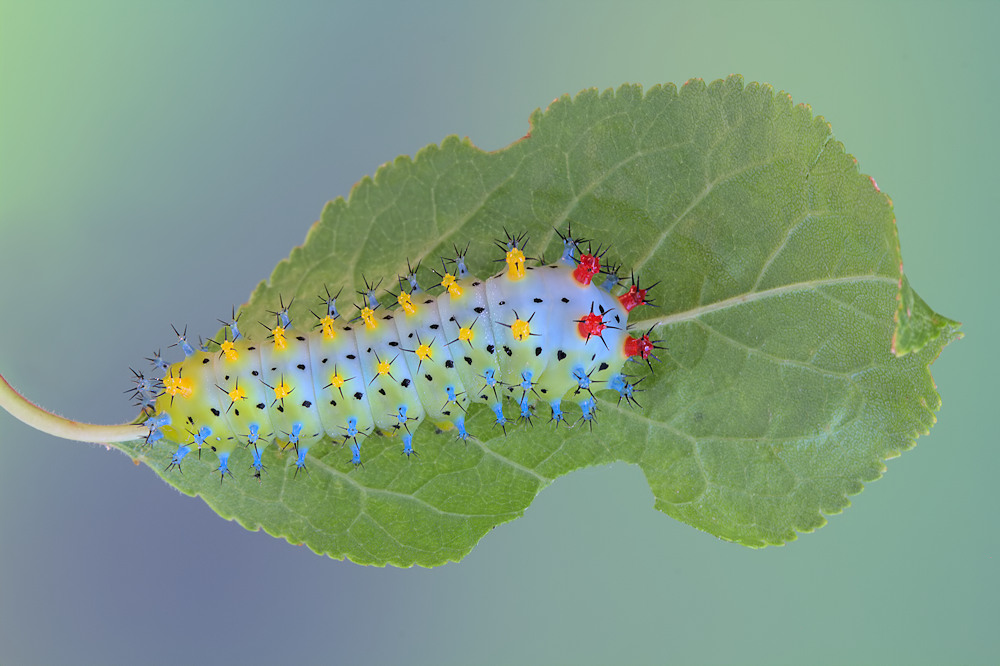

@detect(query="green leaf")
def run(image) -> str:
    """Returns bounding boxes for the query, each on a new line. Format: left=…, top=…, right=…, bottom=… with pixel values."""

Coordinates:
left=114, top=75, right=960, bottom=566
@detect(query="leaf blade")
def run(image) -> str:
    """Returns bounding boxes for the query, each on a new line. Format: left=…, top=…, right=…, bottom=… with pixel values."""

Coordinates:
left=113, top=76, right=959, bottom=565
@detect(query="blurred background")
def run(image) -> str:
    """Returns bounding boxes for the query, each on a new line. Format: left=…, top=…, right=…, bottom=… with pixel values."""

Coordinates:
left=0, top=1, right=993, bottom=664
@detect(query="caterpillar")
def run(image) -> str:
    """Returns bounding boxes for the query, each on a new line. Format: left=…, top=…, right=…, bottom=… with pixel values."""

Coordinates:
left=132, top=228, right=658, bottom=479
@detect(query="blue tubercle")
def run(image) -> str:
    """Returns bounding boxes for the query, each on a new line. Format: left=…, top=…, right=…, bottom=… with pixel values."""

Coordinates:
left=173, top=326, right=195, bottom=357
left=453, top=415, right=469, bottom=440
left=143, top=412, right=170, bottom=444
left=295, top=445, right=309, bottom=470
left=192, top=425, right=212, bottom=448
left=520, top=369, right=533, bottom=392
left=288, top=422, right=304, bottom=446
left=273, top=299, right=292, bottom=328
left=147, top=351, right=170, bottom=374
left=131, top=374, right=157, bottom=397
left=580, top=397, right=597, bottom=423
left=407, top=270, right=421, bottom=293
left=350, top=442, right=362, bottom=466
left=491, top=402, right=507, bottom=427
left=250, top=445, right=265, bottom=472
left=560, top=236, right=577, bottom=264
left=444, top=385, right=458, bottom=403
left=324, top=292, right=341, bottom=318
left=519, top=396, right=532, bottom=420
left=402, top=432, right=414, bottom=456
left=247, top=422, right=260, bottom=445
left=169, top=444, right=191, bottom=469
left=608, top=373, right=637, bottom=405
left=145, top=412, right=171, bottom=429
left=216, top=451, right=231, bottom=477
left=549, top=399, right=564, bottom=423
left=573, top=365, right=591, bottom=390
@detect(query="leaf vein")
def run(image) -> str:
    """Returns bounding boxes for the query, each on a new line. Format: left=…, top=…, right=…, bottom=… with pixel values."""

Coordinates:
left=630, top=275, right=897, bottom=330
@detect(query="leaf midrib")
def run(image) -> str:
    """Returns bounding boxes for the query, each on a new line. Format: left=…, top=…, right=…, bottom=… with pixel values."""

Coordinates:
left=631, top=274, right=899, bottom=331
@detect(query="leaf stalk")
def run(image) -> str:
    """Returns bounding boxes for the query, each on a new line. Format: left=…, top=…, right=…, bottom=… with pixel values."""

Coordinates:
left=0, top=372, right=146, bottom=444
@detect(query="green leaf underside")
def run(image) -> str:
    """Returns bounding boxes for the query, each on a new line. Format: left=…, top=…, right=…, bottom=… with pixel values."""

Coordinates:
left=116, top=76, right=959, bottom=567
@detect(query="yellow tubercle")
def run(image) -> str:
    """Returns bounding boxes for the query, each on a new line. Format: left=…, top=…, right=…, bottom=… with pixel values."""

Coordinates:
left=320, top=315, right=337, bottom=340
left=272, top=325, right=287, bottom=351
left=397, top=291, right=417, bottom=315
left=441, top=273, right=463, bottom=298
left=361, top=307, right=377, bottom=330
left=329, top=372, right=345, bottom=389
left=376, top=359, right=392, bottom=376
left=273, top=380, right=293, bottom=400
left=163, top=375, right=194, bottom=399
left=458, top=327, right=474, bottom=344
left=220, top=339, right=239, bottom=361
left=511, top=318, right=531, bottom=341
left=416, top=343, right=433, bottom=361
left=228, top=385, right=247, bottom=403
left=506, top=248, right=526, bottom=280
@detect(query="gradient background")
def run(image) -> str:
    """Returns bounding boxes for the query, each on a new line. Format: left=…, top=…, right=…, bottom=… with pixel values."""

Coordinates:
left=0, top=2, right=993, bottom=664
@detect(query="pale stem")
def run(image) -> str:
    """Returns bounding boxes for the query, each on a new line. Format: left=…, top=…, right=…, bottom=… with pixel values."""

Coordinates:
left=0, top=372, right=147, bottom=444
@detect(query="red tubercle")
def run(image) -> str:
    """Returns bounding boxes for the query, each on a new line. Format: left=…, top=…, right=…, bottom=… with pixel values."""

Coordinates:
left=618, top=284, right=647, bottom=312
left=573, top=254, right=601, bottom=285
left=577, top=312, right=606, bottom=339
left=624, top=334, right=654, bottom=360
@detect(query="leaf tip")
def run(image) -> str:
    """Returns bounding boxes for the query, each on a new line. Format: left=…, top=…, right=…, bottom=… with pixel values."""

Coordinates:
left=891, top=277, right=963, bottom=358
